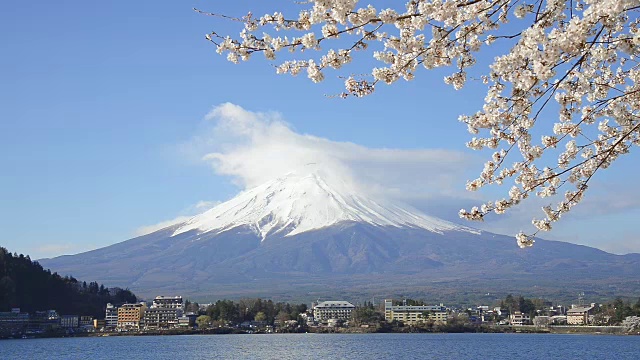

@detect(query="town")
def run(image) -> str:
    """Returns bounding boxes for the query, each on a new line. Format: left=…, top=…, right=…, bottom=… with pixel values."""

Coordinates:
left=2, top=294, right=640, bottom=338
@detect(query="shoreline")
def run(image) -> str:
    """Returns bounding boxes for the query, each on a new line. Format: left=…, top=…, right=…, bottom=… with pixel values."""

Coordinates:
left=2, top=325, right=637, bottom=340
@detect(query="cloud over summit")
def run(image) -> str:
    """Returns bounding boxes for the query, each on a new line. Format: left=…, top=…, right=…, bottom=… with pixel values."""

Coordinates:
left=199, top=102, right=474, bottom=202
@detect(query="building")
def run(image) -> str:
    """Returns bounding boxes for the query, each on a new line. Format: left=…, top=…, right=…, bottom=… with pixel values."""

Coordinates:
left=567, top=305, right=595, bottom=325
left=178, top=313, right=198, bottom=328
left=384, top=299, right=448, bottom=325
left=105, top=303, right=118, bottom=328
left=142, top=295, right=185, bottom=329
left=313, top=301, right=355, bottom=322
left=144, top=307, right=183, bottom=329
left=117, top=303, right=146, bottom=330
left=0, top=309, right=29, bottom=335
left=60, top=315, right=79, bottom=328
left=79, top=316, right=93, bottom=328
left=93, top=319, right=106, bottom=329
left=510, top=311, right=531, bottom=325
left=152, top=296, right=184, bottom=310
left=28, top=310, right=60, bottom=332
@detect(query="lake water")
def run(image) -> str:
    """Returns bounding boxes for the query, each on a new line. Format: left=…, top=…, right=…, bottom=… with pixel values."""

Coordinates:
left=2, top=333, right=639, bottom=359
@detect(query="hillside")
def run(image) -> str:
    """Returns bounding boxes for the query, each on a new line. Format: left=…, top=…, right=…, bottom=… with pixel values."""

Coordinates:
left=0, top=247, right=137, bottom=317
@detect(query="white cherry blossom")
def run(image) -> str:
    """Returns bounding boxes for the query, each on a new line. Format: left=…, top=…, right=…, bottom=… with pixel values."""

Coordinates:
left=197, top=0, right=640, bottom=247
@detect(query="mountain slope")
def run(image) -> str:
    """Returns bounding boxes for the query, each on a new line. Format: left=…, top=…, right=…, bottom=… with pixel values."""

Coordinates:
left=38, top=170, right=640, bottom=302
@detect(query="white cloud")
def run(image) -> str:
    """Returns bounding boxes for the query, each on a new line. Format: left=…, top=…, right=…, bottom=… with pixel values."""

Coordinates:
left=195, top=200, right=221, bottom=210
left=596, top=235, right=640, bottom=255
left=197, top=102, right=475, bottom=202
left=134, top=216, right=191, bottom=237
left=133, top=200, right=222, bottom=237
left=31, top=243, right=97, bottom=259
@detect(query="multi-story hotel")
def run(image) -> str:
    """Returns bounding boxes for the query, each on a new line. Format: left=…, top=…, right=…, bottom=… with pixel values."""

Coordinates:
left=117, top=303, right=146, bottom=329
left=105, top=303, right=118, bottom=327
left=144, top=307, right=183, bottom=329
left=152, top=296, right=184, bottom=310
left=143, top=295, right=185, bottom=329
left=313, top=301, right=355, bottom=322
left=384, top=299, right=448, bottom=325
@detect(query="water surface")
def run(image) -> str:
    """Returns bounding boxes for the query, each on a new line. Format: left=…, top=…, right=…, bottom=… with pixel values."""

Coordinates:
left=3, top=333, right=639, bottom=359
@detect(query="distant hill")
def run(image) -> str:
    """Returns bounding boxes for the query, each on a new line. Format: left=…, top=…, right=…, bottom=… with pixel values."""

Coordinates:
left=0, top=247, right=137, bottom=317
left=39, top=169, right=640, bottom=304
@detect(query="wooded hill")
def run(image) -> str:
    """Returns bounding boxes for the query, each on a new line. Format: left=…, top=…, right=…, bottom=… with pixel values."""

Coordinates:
left=0, top=247, right=136, bottom=318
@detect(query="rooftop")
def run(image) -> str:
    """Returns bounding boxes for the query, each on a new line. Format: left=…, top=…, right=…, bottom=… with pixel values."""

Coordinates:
left=315, top=301, right=355, bottom=308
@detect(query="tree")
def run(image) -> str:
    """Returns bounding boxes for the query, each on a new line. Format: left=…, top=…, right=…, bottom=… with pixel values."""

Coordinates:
left=622, top=316, right=640, bottom=332
left=351, top=306, right=383, bottom=326
left=254, top=311, right=267, bottom=322
left=200, top=0, right=640, bottom=247
left=504, top=294, right=518, bottom=314
left=207, top=299, right=241, bottom=324
left=185, top=301, right=201, bottom=314
left=196, top=315, right=212, bottom=329
left=275, top=310, right=291, bottom=325
left=518, top=296, right=536, bottom=316
left=613, top=297, right=634, bottom=323
left=0, top=247, right=138, bottom=317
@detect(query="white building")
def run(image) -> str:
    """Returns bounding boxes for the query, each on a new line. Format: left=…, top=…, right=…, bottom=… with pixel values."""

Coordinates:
left=510, top=311, right=531, bottom=325
left=143, top=295, right=185, bottom=329
left=313, top=301, right=355, bottom=322
left=105, top=303, right=118, bottom=327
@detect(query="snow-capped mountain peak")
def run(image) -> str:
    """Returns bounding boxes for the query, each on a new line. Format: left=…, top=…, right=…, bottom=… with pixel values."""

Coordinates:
left=172, top=168, right=478, bottom=239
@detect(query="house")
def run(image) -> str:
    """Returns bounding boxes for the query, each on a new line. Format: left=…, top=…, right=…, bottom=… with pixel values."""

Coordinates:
left=177, top=313, right=198, bottom=328
left=509, top=311, right=531, bottom=325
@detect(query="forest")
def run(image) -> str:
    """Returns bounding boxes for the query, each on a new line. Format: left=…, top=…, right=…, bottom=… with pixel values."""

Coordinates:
left=0, top=247, right=137, bottom=318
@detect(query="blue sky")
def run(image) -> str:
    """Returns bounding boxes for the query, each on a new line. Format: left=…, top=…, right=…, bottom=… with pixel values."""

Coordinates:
left=1, top=0, right=639, bottom=259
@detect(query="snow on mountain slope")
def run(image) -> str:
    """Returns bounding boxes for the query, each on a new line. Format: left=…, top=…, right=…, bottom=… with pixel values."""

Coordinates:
left=173, top=168, right=479, bottom=240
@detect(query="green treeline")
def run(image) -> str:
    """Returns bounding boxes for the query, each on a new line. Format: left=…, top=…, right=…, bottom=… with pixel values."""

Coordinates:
left=196, top=300, right=385, bottom=330
left=201, top=298, right=308, bottom=325
left=0, top=247, right=137, bottom=318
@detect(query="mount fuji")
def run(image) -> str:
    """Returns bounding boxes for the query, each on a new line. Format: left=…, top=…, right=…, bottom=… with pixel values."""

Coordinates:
left=173, top=168, right=477, bottom=240
left=39, top=168, right=640, bottom=302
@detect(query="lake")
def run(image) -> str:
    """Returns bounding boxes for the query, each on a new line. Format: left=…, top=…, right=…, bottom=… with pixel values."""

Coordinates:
left=2, top=333, right=639, bottom=359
